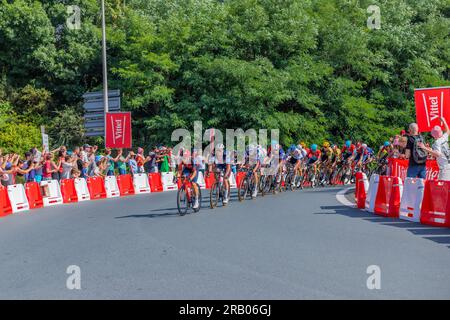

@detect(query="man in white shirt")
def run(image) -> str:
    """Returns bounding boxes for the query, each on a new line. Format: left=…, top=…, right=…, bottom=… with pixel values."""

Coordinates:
left=418, top=117, right=450, bottom=180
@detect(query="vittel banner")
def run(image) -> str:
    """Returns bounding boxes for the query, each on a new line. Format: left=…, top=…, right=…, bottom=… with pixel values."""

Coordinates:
left=414, top=87, right=450, bottom=132
left=105, top=112, right=132, bottom=149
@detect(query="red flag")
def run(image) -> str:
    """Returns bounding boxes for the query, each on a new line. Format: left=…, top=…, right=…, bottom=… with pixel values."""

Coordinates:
left=414, top=87, right=450, bottom=132
left=105, top=112, right=132, bottom=148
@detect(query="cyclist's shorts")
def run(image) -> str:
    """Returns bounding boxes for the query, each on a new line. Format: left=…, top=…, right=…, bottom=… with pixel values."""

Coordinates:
left=342, top=152, right=352, bottom=160
left=216, top=163, right=228, bottom=172
left=307, top=157, right=318, bottom=165
left=288, top=157, right=299, bottom=166
left=182, top=168, right=198, bottom=182
left=354, top=154, right=362, bottom=162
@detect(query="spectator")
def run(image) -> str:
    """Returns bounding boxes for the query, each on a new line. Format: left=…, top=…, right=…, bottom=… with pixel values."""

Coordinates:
left=136, top=147, right=146, bottom=173
left=60, top=154, right=77, bottom=180
left=145, top=148, right=158, bottom=173
left=42, top=153, right=59, bottom=181
left=404, top=123, right=428, bottom=179
left=418, top=117, right=450, bottom=181
left=128, top=151, right=138, bottom=174
left=116, top=149, right=129, bottom=175
left=55, top=147, right=67, bottom=181
left=104, top=148, right=116, bottom=176
left=159, top=147, right=170, bottom=173
left=72, top=168, right=81, bottom=179
left=93, top=158, right=107, bottom=177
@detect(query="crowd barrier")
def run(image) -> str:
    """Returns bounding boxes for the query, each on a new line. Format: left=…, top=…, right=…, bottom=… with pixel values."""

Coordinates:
left=60, top=179, right=78, bottom=204
left=87, top=177, right=107, bottom=200
left=74, top=178, right=90, bottom=201
left=399, top=178, right=424, bottom=222
left=40, top=180, right=63, bottom=206
left=117, top=174, right=135, bottom=196
left=365, top=174, right=379, bottom=213
left=0, top=185, right=12, bottom=217
left=25, top=182, right=43, bottom=209
left=420, top=180, right=450, bottom=227
left=362, top=173, right=450, bottom=228
left=148, top=173, right=163, bottom=192
left=105, top=176, right=120, bottom=198
left=161, top=172, right=177, bottom=191
left=374, top=176, right=403, bottom=217
left=388, top=158, right=439, bottom=181
left=354, top=172, right=369, bottom=209
left=133, top=173, right=151, bottom=194
left=8, top=184, right=30, bottom=213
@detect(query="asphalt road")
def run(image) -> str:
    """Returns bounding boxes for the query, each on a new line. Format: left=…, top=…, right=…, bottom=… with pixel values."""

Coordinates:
left=0, top=186, right=449, bottom=299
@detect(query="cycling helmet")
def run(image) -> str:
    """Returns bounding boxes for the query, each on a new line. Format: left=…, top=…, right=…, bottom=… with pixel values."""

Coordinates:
left=300, top=141, right=306, bottom=148
left=345, top=140, right=351, bottom=148
left=297, top=144, right=303, bottom=150
left=323, top=141, right=330, bottom=148
left=384, top=141, right=390, bottom=147
left=311, top=144, right=318, bottom=152
left=362, top=143, right=367, bottom=149
left=95, top=155, right=103, bottom=162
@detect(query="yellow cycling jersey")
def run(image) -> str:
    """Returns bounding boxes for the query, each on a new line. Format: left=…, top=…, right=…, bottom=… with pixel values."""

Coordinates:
left=324, top=147, right=333, bottom=158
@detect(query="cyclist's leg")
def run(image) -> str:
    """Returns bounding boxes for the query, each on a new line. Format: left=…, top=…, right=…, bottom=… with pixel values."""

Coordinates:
left=223, top=165, right=231, bottom=203
left=252, top=162, right=260, bottom=197
left=190, top=169, right=200, bottom=208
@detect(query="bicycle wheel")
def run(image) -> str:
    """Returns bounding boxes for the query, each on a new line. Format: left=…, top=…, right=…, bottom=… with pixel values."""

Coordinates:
left=238, top=177, right=248, bottom=201
left=260, top=175, right=267, bottom=196
left=210, top=182, right=219, bottom=209
left=279, top=173, right=287, bottom=192
left=286, top=172, right=294, bottom=191
left=177, top=186, right=188, bottom=216
left=263, top=175, right=272, bottom=195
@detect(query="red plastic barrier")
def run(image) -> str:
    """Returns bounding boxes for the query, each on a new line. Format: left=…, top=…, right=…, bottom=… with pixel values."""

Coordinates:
left=204, top=173, right=216, bottom=189
left=25, top=182, right=44, bottom=209
left=0, top=185, right=12, bottom=217
left=426, top=160, right=439, bottom=180
left=388, top=158, right=438, bottom=181
left=117, top=174, right=135, bottom=196
left=60, top=179, right=78, bottom=204
left=236, top=172, right=246, bottom=188
left=420, top=180, right=450, bottom=227
left=87, top=176, right=106, bottom=200
left=354, top=172, right=366, bottom=209
left=374, top=176, right=402, bottom=217
left=148, top=173, right=163, bottom=192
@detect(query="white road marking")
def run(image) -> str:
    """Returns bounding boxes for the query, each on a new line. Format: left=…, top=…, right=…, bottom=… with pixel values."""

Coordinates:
left=336, top=187, right=356, bottom=208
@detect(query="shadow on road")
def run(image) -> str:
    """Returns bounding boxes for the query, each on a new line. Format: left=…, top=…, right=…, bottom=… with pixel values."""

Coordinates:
left=114, top=198, right=216, bottom=219
left=317, top=205, right=450, bottom=248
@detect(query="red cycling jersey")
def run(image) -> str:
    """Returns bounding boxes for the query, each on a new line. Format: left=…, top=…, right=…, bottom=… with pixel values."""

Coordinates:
left=341, top=144, right=356, bottom=155
left=308, top=150, right=321, bottom=159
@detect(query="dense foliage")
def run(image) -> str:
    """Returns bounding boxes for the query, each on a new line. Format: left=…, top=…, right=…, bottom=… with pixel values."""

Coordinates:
left=0, top=0, right=449, bottom=151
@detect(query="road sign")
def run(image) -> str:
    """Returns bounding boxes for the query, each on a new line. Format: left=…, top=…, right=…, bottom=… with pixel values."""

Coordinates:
left=42, top=134, right=49, bottom=153
left=83, top=90, right=120, bottom=137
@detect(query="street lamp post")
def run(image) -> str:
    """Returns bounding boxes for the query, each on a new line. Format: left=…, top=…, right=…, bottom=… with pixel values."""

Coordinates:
left=101, top=0, right=109, bottom=117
